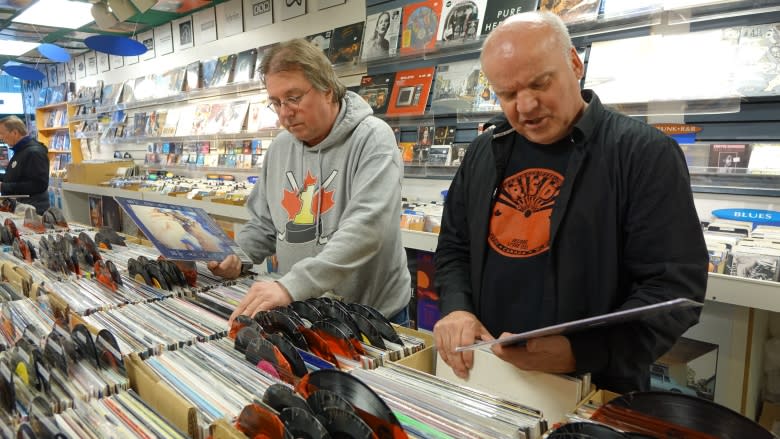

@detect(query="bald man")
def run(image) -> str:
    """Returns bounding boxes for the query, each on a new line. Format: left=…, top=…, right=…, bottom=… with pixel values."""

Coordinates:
left=432, top=11, right=707, bottom=393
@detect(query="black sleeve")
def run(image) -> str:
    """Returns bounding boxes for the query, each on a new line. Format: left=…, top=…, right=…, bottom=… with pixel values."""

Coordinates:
left=434, top=141, right=479, bottom=316
left=570, top=135, right=708, bottom=389
left=3, top=149, right=49, bottom=195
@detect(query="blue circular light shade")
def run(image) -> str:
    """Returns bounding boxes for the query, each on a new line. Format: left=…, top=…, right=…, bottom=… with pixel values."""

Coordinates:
left=2, top=65, right=45, bottom=81
left=38, top=43, right=71, bottom=62
left=84, top=35, right=147, bottom=56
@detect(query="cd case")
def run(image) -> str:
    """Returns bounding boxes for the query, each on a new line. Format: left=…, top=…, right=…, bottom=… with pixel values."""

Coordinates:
left=114, top=196, right=251, bottom=263
left=456, top=297, right=703, bottom=352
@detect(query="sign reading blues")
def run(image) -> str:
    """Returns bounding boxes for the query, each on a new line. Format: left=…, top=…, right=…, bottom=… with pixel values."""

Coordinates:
left=712, top=209, right=780, bottom=227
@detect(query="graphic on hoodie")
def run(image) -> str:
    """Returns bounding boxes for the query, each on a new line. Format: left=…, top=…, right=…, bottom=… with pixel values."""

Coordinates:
left=488, top=167, right=563, bottom=258
left=280, top=169, right=338, bottom=243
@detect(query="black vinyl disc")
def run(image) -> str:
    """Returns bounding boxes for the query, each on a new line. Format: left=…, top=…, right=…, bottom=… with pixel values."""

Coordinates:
left=43, top=332, right=69, bottom=374
left=290, top=301, right=324, bottom=325
left=25, top=240, right=36, bottom=261
left=128, top=259, right=153, bottom=286
left=144, top=263, right=170, bottom=291
left=71, top=324, right=98, bottom=366
left=95, top=329, right=125, bottom=372
left=322, top=407, right=373, bottom=439
left=350, top=312, right=386, bottom=349
left=262, top=383, right=312, bottom=414
left=0, top=359, right=15, bottom=413
left=105, top=260, right=123, bottom=286
left=348, top=304, right=403, bottom=345
left=548, top=421, right=630, bottom=438
left=272, top=306, right=306, bottom=328
left=307, top=390, right=354, bottom=417
left=317, top=302, right=360, bottom=339
left=280, top=407, right=330, bottom=439
left=234, top=326, right=262, bottom=354
left=267, top=333, right=308, bottom=378
left=603, top=391, right=772, bottom=439
left=0, top=225, right=11, bottom=245
left=256, top=310, right=309, bottom=351
left=162, top=260, right=187, bottom=287
left=94, top=232, right=113, bottom=250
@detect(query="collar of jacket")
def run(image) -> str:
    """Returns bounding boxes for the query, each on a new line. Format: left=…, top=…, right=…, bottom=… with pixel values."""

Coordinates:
left=11, top=135, right=32, bottom=152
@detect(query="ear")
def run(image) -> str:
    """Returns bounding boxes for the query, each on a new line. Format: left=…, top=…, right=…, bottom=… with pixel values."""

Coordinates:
left=570, top=47, right=584, bottom=81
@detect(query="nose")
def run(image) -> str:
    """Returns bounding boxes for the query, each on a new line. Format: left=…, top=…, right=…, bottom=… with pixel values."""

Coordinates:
left=514, top=90, right=539, bottom=115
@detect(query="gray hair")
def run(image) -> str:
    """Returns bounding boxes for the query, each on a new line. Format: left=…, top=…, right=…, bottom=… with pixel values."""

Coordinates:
left=482, top=11, right=573, bottom=61
left=259, top=38, right=346, bottom=103
left=0, top=115, right=27, bottom=136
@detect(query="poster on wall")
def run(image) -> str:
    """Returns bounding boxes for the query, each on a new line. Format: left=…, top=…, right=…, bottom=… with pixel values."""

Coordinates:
left=279, top=0, right=306, bottom=21
left=193, top=6, right=217, bottom=44
left=138, top=30, right=155, bottom=61
left=56, top=63, right=66, bottom=85
left=76, top=54, right=87, bottom=79
left=216, top=0, right=243, bottom=38
left=66, top=58, right=76, bottom=81
left=109, top=54, right=124, bottom=69
left=47, top=64, right=58, bottom=86
left=244, top=0, right=273, bottom=30
left=154, top=23, right=174, bottom=56
left=86, top=51, right=98, bottom=76
left=172, top=16, right=195, bottom=51
left=318, top=0, right=345, bottom=10
left=97, top=51, right=110, bottom=72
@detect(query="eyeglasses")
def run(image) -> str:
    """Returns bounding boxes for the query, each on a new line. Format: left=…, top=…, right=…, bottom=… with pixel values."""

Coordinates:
left=267, top=87, right=313, bottom=113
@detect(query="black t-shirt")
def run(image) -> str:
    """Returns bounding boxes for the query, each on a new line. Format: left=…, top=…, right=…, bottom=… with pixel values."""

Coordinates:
left=480, top=134, right=573, bottom=337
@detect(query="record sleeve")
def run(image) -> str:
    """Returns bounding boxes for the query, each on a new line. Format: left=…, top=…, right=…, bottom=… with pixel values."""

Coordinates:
left=480, top=0, right=538, bottom=35
left=114, top=197, right=252, bottom=263
left=431, top=59, right=483, bottom=113
left=437, top=0, right=487, bottom=43
left=539, top=0, right=600, bottom=24
left=361, top=8, right=402, bottom=61
left=385, top=67, right=436, bottom=117
left=329, top=22, right=365, bottom=65
left=234, top=48, right=258, bottom=83
left=747, top=144, right=780, bottom=175
left=356, top=73, right=395, bottom=115
left=457, top=297, right=703, bottom=351
left=210, top=54, right=237, bottom=87
left=400, top=0, right=443, bottom=55
left=306, top=30, right=332, bottom=58
left=708, top=144, right=750, bottom=173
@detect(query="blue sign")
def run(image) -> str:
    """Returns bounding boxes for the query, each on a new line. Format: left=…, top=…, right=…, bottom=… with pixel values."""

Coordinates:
left=712, top=209, right=780, bottom=227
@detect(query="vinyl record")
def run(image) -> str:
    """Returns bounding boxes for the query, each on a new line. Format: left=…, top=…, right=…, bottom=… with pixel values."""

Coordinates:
left=597, top=391, right=772, bottom=439
left=245, top=336, right=294, bottom=384
left=548, top=421, right=632, bottom=438
left=128, top=258, right=153, bottom=286
left=3, top=219, right=18, bottom=239
left=299, top=327, right=340, bottom=368
left=25, top=240, right=36, bottom=261
left=350, top=312, right=386, bottom=349
left=322, top=407, right=373, bottom=439
left=306, top=389, right=354, bottom=416
left=161, top=259, right=187, bottom=287
left=232, top=316, right=263, bottom=347
left=256, top=310, right=309, bottom=351
left=267, top=333, right=308, bottom=378
left=236, top=403, right=292, bottom=439
left=317, top=301, right=361, bottom=339
left=105, top=260, right=123, bottom=286
left=290, top=301, right=324, bottom=325
left=0, top=226, right=10, bottom=245
left=95, top=329, right=125, bottom=372
left=234, top=327, right=261, bottom=355
left=311, top=319, right=363, bottom=360
left=349, top=303, right=403, bottom=345
left=272, top=306, right=306, bottom=328
left=262, top=383, right=312, bottom=414
left=43, top=333, right=69, bottom=374
left=71, top=324, right=98, bottom=366
left=279, top=407, right=329, bottom=439
left=296, top=369, right=403, bottom=432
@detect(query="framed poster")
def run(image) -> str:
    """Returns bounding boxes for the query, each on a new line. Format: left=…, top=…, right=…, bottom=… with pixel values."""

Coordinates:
left=109, top=54, right=124, bottom=69
left=216, top=0, right=243, bottom=38
left=243, top=0, right=273, bottom=30
left=154, top=23, right=174, bottom=56
left=138, top=30, right=155, bottom=61
left=75, top=54, right=86, bottom=79
left=193, top=6, right=217, bottom=44
left=318, top=0, right=345, bottom=10
left=279, top=0, right=306, bottom=21
left=86, top=51, right=98, bottom=76
left=172, top=16, right=194, bottom=51
left=97, top=51, right=110, bottom=72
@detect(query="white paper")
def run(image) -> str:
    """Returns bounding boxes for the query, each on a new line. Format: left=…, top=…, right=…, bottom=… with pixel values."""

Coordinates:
left=217, top=0, right=244, bottom=38
left=278, top=0, right=306, bottom=21
left=154, top=23, right=174, bottom=56
left=86, top=51, right=98, bottom=76
left=244, top=0, right=273, bottom=30
left=173, top=16, right=195, bottom=51
left=138, top=30, right=155, bottom=61
left=76, top=54, right=86, bottom=79
left=97, top=52, right=110, bottom=72
left=109, top=54, right=124, bottom=69
left=193, top=7, right=218, bottom=44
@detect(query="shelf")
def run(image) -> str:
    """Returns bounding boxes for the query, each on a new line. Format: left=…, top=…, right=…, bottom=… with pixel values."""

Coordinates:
left=70, top=114, right=99, bottom=123
left=401, top=229, right=439, bottom=253
left=706, top=273, right=780, bottom=312
left=104, top=130, right=281, bottom=144
left=48, top=150, right=71, bottom=154
left=145, top=164, right=260, bottom=174
left=36, top=101, right=68, bottom=111
left=38, top=126, right=69, bottom=132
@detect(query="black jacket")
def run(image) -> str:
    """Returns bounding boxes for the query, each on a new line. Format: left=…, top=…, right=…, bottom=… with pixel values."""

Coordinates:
left=3, top=136, right=50, bottom=214
left=434, top=90, right=708, bottom=393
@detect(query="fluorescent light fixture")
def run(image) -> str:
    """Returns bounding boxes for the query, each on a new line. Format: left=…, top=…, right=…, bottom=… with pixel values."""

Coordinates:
left=0, top=39, right=40, bottom=56
left=13, top=0, right=95, bottom=29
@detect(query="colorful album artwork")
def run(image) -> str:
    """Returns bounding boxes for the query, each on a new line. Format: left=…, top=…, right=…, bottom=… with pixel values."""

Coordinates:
left=400, top=0, right=443, bottom=54
left=115, top=197, right=251, bottom=262
left=386, top=67, right=436, bottom=117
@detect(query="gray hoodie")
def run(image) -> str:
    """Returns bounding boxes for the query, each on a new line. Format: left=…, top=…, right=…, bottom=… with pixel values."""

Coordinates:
left=237, top=91, right=411, bottom=318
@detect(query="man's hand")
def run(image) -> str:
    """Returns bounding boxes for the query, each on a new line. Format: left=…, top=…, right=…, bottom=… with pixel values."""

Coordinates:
left=491, top=335, right=576, bottom=374
left=228, top=281, right=292, bottom=325
left=433, top=311, right=493, bottom=379
left=207, top=254, right=242, bottom=279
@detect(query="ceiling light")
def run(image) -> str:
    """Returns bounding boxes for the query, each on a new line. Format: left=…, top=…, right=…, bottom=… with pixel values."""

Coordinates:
left=13, top=0, right=95, bottom=29
left=0, top=39, right=40, bottom=56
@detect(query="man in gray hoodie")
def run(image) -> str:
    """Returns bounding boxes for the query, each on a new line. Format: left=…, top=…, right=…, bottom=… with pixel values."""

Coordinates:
left=209, top=39, right=411, bottom=324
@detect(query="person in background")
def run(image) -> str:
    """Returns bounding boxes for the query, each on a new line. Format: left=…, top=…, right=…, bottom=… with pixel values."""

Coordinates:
left=433, top=11, right=708, bottom=393
left=209, top=39, right=411, bottom=325
left=0, top=116, right=50, bottom=214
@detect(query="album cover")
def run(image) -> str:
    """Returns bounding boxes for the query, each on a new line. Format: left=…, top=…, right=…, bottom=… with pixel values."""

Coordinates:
left=255, top=43, right=277, bottom=75
left=459, top=298, right=703, bottom=351
left=133, top=112, right=148, bottom=137
left=121, top=79, right=136, bottom=104
left=601, top=0, right=661, bottom=19
left=400, top=0, right=443, bottom=54
left=356, top=73, right=395, bottom=115
left=184, top=61, right=201, bottom=91
left=115, top=197, right=251, bottom=262
left=210, top=54, right=237, bottom=87
left=161, top=108, right=181, bottom=136
left=734, top=23, right=780, bottom=97
left=708, top=144, right=750, bottom=173
left=386, top=67, right=435, bottom=117
left=234, top=48, right=258, bottom=83
left=450, top=142, right=469, bottom=167
left=101, top=83, right=123, bottom=106
left=201, top=58, right=219, bottom=88
left=539, top=0, right=600, bottom=24
left=679, top=144, right=710, bottom=173
left=88, top=195, right=103, bottom=227
left=329, top=22, right=365, bottom=65
left=747, top=144, right=780, bottom=175
left=175, top=105, right=197, bottom=136
left=437, top=0, right=487, bottom=42
left=102, top=196, right=123, bottom=232
left=306, top=30, right=332, bottom=58
left=731, top=251, right=780, bottom=281
left=191, top=103, right=213, bottom=135
left=431, top=59, right=483, bottom=113
left=362, top=8, right=402, bottom=61
left=434, top=125, right=456, bottom=144
left=428, top=145, right=451, bottom=165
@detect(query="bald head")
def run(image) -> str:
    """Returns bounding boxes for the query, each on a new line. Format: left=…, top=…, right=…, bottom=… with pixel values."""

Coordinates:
left=481, top=11, right=572, bottom=65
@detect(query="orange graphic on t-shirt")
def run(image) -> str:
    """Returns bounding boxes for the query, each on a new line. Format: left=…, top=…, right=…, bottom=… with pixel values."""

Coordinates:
left=488, top=168, right=564, bottom=258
